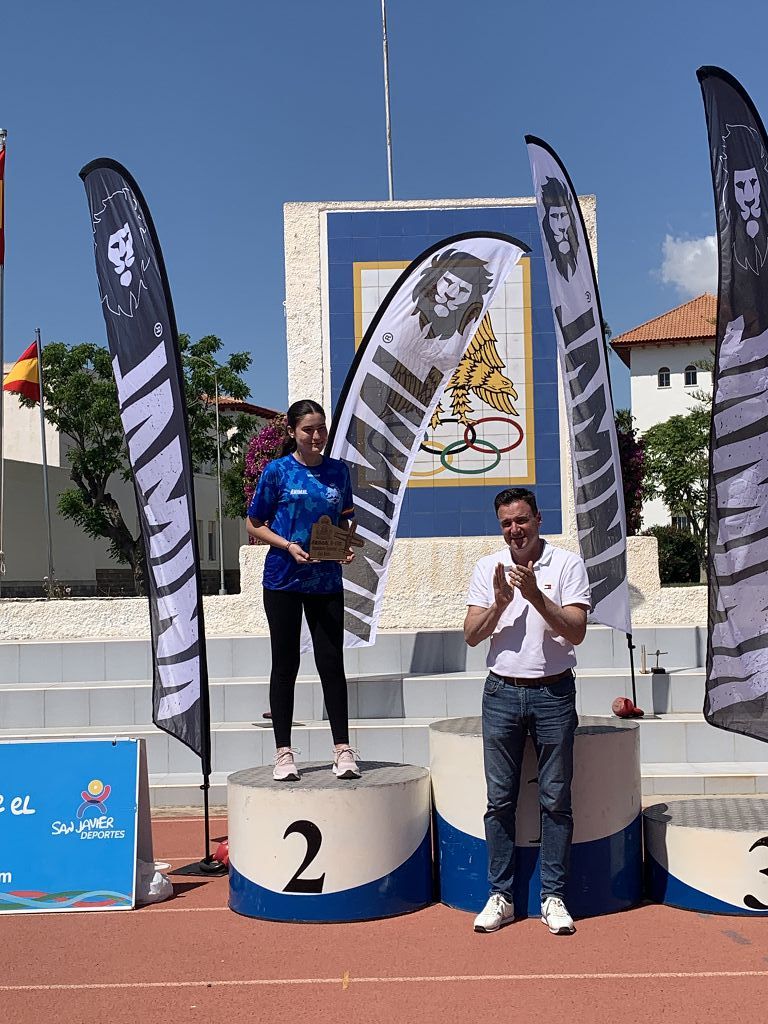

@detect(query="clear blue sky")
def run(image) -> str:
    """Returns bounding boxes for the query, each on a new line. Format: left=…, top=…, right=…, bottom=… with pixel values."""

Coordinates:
left=3, top=0, right=766, bottom=412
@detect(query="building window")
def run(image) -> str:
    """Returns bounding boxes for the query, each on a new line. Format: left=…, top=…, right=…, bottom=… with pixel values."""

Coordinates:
left=672, top=514, right=689, bottom=532
left=208, top=521, right=217, bottom=563
left=657, top=367, right=670, bottom=388
left=684, top=364, right=698, bottom=387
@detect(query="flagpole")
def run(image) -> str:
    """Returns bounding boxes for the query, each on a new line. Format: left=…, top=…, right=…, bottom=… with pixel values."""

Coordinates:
left=0, top=128, right=7, bottom=594
left=35, top=328, right=55, bottom=594
left=380, top=0, right=394, bottom=200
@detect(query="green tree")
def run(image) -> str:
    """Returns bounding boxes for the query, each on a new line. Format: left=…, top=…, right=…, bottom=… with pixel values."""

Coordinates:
left=689, top=346, right=715, bottom=409
left=20, top=335, right=257, bottom=594
left=179, top=334, right=261, bottom=521
left=642, top=408, right=710, bottom=574
left=643, top=525, right=701, bottom=585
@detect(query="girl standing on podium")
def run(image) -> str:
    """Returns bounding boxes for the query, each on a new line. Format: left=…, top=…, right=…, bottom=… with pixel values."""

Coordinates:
left=246, top=399, right=360, bottom=782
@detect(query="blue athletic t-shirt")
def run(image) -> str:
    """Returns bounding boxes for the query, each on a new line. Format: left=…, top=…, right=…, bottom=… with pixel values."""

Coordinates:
left=248, top=454, right=355, bottom=593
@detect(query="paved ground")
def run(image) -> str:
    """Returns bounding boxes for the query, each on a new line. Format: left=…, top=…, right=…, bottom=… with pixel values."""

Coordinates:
left=2, top=815, right=766, bottom=1024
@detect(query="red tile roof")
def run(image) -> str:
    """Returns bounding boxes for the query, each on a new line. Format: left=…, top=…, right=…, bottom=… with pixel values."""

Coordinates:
left=610, top=294, right=716, bottom=366
left=204, top=394, right=281, bottom=418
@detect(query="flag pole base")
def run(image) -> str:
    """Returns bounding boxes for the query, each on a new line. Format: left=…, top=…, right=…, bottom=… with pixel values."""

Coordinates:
left=169, top=773, right=229, bottom=876
left=172, top=856, right=228, bottom=877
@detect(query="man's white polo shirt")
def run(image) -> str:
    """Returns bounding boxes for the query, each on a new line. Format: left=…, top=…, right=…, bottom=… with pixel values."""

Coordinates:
left=466, top=540, right=591, bottom=678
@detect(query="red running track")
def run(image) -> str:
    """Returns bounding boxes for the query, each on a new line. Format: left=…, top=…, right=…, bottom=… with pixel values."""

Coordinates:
left=2, top=815, right=767, bottom=1024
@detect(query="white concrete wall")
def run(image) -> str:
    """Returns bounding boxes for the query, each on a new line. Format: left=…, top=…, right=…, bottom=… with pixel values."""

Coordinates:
left=2, top=459, right=100, bottom=587
left=641, top=496, right=672, bottom=531
left=2, top=384, right=61, bottom=467
left=0, top=458, right=242, bottom=589
left=629, top=340, right=713, bottom=528
left=630, top=341, right=712, bottom=434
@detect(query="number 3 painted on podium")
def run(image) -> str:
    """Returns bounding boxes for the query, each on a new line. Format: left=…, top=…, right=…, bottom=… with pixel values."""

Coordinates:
left=282, top=820, right=326, bottom=894
left=744, top=836, right=768, bottom=911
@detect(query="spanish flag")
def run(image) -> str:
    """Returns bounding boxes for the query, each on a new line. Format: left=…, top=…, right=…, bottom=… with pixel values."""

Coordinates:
left=3, top=342, right=41, bottom=403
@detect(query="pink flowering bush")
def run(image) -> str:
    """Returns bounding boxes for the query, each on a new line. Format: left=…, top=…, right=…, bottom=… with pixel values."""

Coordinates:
left=244, top=414, right=287, bottom=513
left=615, top=409, right=646, bottom=535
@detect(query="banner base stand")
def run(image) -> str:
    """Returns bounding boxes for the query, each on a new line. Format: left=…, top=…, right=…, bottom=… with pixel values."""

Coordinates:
left=172, top=857, right=228, bottom=877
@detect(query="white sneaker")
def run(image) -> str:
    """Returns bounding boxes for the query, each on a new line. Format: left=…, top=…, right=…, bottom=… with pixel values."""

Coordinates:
left=273, top=748, right=300, bottom=782
left=541, top=896, right=575, bottom=934
left=473, top=892, right=515, bottom=933
left=332, top=746, right=361, bottom=779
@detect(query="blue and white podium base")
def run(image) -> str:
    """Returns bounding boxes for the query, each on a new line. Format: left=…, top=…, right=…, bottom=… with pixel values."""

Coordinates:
left=227, top=762, right=432, bottom=922
left=644, top=797, right=768, bottom=915
left=430, top=716, right=642, bottom=918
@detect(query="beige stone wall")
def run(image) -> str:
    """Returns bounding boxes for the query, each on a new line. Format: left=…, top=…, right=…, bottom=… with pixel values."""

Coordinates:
left=0, top=536, right=706, bottom=641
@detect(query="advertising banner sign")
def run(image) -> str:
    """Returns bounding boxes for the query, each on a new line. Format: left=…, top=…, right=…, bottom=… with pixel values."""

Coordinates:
left=698, top=67, right=768, bottom=741
left=0, top=739, right=139, bottom=914
left=80, top=160, right=211, bottom=770
left=327, top=232, right=528, bottom=647
left=527, top=136, right=632, bottom=634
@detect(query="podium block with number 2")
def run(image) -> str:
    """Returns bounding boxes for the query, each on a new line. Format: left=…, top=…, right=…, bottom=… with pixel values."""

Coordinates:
left=227, top=762, right=431, bottom=922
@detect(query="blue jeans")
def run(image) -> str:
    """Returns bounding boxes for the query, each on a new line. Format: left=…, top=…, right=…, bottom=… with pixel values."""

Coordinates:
left=482, top=669, right=578, bottom=902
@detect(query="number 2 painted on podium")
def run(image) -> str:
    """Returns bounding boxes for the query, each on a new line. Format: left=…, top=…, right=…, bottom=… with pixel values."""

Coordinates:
left=283, top=820, right=326, bottom=893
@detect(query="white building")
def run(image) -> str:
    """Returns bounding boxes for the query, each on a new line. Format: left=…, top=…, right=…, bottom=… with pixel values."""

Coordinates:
left=611, top=293, right=715, bottom=529
left=0, top=379, right=276, bottom=596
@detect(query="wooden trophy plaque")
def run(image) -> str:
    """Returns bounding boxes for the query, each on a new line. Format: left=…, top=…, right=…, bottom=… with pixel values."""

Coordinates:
left=309, top=516, right=364, bottom=561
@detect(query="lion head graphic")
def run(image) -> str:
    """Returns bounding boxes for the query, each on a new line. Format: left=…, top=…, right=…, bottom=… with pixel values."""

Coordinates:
left=411, top=249, right=492, bottom=341
left=540, top=176, right=580, bottom=281
left=719, top=122, right=768, bottom=276
left=90, top=185, right=152, bottom=319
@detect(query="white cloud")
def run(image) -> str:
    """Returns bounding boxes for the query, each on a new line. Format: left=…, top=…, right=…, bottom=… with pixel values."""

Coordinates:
left=659, top=234, right=718, bottom=297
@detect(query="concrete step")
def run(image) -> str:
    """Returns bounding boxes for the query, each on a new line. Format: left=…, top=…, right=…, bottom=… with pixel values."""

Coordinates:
left=4, top=711, right=766, bottom=786
left=643, top=762, right=768, bottom=797
left=153, top=760, right=768, bottom=810
left=0, top=675, right=411, bottom=729
left=149, top=772, right=228, bottom=810
left=151, top=759, right=768, bottom=811
left=407, top=669, right=708, bottom=718
left=0, top=718, right=434, bottom=780
left=4, top=713, right=762, bottom=807
left=0, top=668, right=709, bottom=732
left=636, top=712, right=768, bottom=765
left=578, top=669, right=705, bottom=716
left=0, top=624, right=706, bottom=685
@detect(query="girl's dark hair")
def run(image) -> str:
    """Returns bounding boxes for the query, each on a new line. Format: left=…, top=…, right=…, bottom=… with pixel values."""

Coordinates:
left=280, top=399, right=326, bottom=456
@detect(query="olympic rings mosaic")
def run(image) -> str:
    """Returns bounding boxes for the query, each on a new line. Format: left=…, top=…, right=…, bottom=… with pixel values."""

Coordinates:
left=410, top=437, right=453, bottom=477
left=419, top=416, right=524, bottom=475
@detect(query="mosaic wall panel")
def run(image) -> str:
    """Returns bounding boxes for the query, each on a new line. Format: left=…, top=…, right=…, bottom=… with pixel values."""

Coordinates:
left=326, top=206, right=561, bottom=537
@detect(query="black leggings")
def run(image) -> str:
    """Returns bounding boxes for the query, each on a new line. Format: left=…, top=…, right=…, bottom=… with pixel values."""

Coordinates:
left=262, top=588, right=350, bottom=748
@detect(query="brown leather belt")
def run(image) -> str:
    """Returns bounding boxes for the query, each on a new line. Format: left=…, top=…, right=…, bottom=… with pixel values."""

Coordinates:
left=489, top=669, right=574, bottom=688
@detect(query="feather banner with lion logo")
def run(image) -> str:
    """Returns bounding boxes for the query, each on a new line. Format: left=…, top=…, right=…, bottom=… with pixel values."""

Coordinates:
left=80, top=159, right=212, bottom=772
left=527, top=136, right=631, bottom=635
left=327, top=233, right=529, bottom=648
left=699, top=67, right=768, bottom=742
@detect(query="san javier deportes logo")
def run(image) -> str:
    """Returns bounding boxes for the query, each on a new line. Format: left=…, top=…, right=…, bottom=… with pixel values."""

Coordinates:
left=51, top=778, right=126, bottom=841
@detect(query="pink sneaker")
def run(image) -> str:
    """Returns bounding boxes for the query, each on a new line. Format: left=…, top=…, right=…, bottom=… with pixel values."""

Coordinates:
left=332, top=747, right=361, bottom=780
left=273, top=748, right=300, bottom=781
